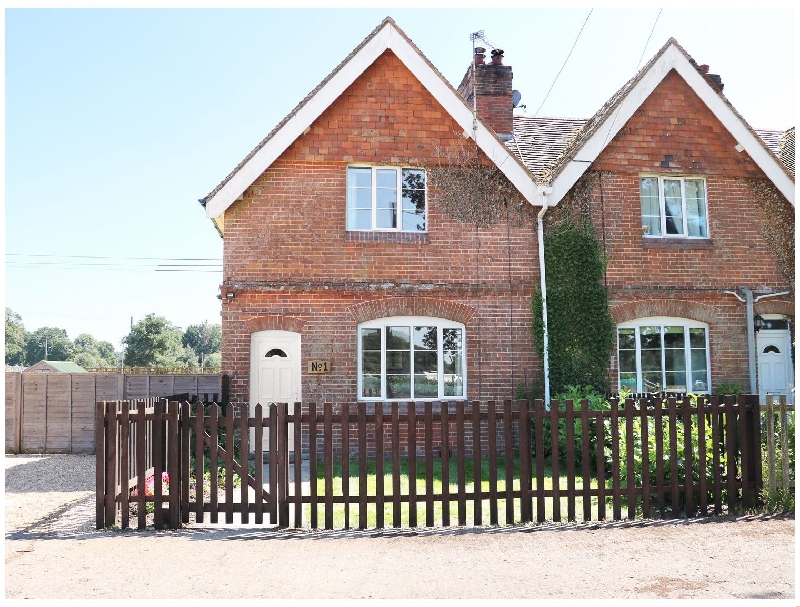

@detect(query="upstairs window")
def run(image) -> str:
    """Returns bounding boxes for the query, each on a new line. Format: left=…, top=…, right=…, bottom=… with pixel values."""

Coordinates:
left=640, top=176, right=708, bottom=238
left=347, top=166, right=426, bottom=232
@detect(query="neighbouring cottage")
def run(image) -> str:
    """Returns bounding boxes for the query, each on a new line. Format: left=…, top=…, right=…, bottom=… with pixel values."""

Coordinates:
left=199, top=17, right=794, bottom=443
left=24, top=360, right=88, bottom=374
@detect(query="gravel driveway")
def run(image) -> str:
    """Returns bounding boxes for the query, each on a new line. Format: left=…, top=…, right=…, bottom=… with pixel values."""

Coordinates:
left=4, top=453, right=796, bottom=600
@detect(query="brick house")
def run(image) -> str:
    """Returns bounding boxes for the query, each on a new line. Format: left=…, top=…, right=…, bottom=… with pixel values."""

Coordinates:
left=200, top=18, right=794, bottom=419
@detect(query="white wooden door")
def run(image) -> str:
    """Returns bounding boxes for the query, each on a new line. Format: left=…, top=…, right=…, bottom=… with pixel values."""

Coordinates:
left=250, top=330, right=301, bottom=451
left=757, top=330, right=793, bottom=404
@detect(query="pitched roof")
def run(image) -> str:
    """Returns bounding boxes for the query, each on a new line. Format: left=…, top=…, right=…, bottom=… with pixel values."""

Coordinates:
left=527, top=38, right=795, bottom=206
left=24, top=360, right=87, bottom=373
left=201, top=17, right=538, bottom=224
left=509, top=121, right=793, bottom=183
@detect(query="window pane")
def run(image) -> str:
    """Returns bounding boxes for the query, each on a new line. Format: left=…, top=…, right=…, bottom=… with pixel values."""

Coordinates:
left=376, top=168, right=397, bottom=188
left=348, top=167, right=372, bottom=188
left=619, top=350, right=636, bottom=373
left=663, top=326, right=685, bottom=348
left=641, top=349, right=662, bottom=373
left=414, top=374, right=438, bottom=398
left=362, top=375, right=381, bottom=398
left=642, top=372, right=662, bottom=392
left=444, top=376, right=463, bottom=397
left=689, top=328, right=706, bottom=349
left=665, top=371, right=687, bottom=392
left=443, top=352, right=462, bottom=375
left=640, top=326, right=662, bottom=350
left=361, top=328, right=381, bottom=351
left=361, top=352, right=381, bottom=375
left=376, top=187, right=397, bottom=208
left=387, top=375, right=411, bottom=399
left=663, top=179, right=684, bottom=235
left=640, top=177, right=661, bottom=236
left=376, top=209, right=396, bottom=228
left=691, top=371, right=708, bottom=392
left=618, top=328, right=636, bottom=351
left=348, top=209, right=371, bottom=230
left=414, top=351, right=438, bottom=374
left=691, top=349, right=708, bottom=372
left=443, top=328, right=463, bottom=351
left=402, top=209, right=425, bottom=232
left=685, top=179, right=707, bottom=237
left=413, top=326, right=437, bottom=350
left=386, top=327, right=410, bottom=350
left=386, top=351, right=410, bottom=374
left=664, top=348, right=686, bottom=372
left=619, top=373, right=638, bottom=391
left=347, top=187, right=372, bottom=210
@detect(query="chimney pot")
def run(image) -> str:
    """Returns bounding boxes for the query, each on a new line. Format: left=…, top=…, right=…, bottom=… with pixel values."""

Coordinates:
left=474, top=46, right=486, bottom=66
left=699, top=64, right=710, bottom=74
left=491, top=48, right=504, bottom=65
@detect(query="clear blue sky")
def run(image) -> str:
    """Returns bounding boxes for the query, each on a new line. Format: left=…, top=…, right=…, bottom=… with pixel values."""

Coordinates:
left=3, top=6, right=795, bottom=350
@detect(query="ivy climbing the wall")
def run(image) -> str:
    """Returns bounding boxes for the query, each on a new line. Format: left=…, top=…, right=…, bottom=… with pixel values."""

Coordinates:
left=531, top=213, right=616, bottom=396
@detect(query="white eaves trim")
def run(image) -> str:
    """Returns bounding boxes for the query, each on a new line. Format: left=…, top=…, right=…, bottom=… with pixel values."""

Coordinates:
left=205, top=21, right=538, bottom=219
left=548, top=44, right=795, bottom=207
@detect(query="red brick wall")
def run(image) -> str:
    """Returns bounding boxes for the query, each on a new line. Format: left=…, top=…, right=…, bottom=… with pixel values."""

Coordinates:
left=578, top=70, right=793, bottom=390
left=221, top=50, right=539, bottom=406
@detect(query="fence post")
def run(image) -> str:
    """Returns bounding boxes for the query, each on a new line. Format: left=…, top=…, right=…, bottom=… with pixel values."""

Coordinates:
left=766, top=394, right=776, bottom=494
left=779, top=395, right=789, bottom=490
left=95, top=401, right=107, bottom=529
left=104, top=402, right=118, bottom=528
left=277, top=402, right=289, bottom=528
left=518, top=399, right=531, bottom=523
left=168, top=400, right=180, bottom=529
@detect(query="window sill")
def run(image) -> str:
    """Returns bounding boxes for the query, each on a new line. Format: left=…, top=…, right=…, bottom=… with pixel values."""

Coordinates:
left=346, top=231, right=429, bottom=244
left=643, top=238, right=713, bottom=250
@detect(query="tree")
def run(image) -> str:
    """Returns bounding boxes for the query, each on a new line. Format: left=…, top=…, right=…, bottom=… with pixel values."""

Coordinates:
left=5, top=308, right=27, bottom=366
left=183, top=321, right=222, bottom=368
left=24, top=327, right=75, bottom=364
left=122, top=314, right=185, bottom=368
left=73, top=333, right=119, bottom=368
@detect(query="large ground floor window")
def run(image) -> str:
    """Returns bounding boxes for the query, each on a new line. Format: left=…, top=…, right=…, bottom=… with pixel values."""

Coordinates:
left=358, top=316, right=465, bottom=401
left=617, top=317, right=710, bottom=394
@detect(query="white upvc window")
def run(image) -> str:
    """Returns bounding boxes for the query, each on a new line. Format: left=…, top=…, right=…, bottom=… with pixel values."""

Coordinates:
left=640, top=176, right=708, bottom=238
left=357, top=316, right=465, bottom=401
left=617, top=317, right=711, bottom=394
left=346, top=166, right=427, bottom=232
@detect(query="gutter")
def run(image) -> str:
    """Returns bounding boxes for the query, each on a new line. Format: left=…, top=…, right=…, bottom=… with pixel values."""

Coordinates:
left=537, top=186, right=553, bottom=403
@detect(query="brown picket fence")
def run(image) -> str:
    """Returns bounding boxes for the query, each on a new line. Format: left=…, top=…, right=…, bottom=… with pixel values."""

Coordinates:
left=96, top=395, right=764, bottom=530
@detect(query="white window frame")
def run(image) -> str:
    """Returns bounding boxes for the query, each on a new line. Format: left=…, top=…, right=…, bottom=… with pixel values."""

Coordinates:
left=357, top=316, right=466, bottom=401
left=640, top=175, right=709, bottom=238
left=346, top=165, right=427, bottom=232
left=617, top=316, right=711, bottom=394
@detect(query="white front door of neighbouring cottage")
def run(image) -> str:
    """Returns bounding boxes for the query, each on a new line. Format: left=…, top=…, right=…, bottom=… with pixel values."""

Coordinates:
left=250, top=330, right=301, bottom=451
left=756, top=320, right=794, bottom=404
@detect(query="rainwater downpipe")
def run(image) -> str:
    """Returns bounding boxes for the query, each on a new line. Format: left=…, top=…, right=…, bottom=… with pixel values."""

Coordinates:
left=537, top=186, right=553, bottom=403
left=737, top=286, right=758, bottom=395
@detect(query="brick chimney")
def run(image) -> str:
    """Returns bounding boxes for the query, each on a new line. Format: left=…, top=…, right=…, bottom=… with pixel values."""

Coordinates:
left=457, top=47, right=514, bottom=141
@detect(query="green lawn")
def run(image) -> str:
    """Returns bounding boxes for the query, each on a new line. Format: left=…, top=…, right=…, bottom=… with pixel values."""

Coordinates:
left=303, top=457, right=609, bottom=529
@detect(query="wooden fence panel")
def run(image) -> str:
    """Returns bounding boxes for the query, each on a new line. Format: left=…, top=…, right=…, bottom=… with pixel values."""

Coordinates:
left=21, top=374, right=46, bottom=452
left=71, top=374, right=98, bottom=453
left=44, top=374, right=71, bottom=452
left=5, top=373, right=22, bottom=452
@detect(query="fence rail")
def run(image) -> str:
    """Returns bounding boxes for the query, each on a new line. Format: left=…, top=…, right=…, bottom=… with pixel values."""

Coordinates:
left=97, top=395, right=770, bottom=530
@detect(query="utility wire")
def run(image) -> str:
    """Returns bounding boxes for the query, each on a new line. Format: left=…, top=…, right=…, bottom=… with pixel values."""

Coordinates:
left=600, top=8, right=663, bottom=150
left=532, top=9, right=593, bottom=118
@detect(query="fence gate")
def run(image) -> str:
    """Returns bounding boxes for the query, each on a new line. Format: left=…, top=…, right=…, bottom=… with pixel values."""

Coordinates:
left=96, top=400, right=285, bottom=529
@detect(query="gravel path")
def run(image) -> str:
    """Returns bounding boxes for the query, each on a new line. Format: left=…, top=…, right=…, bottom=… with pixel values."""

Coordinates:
left=4, top=453, right=796, bottom=600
